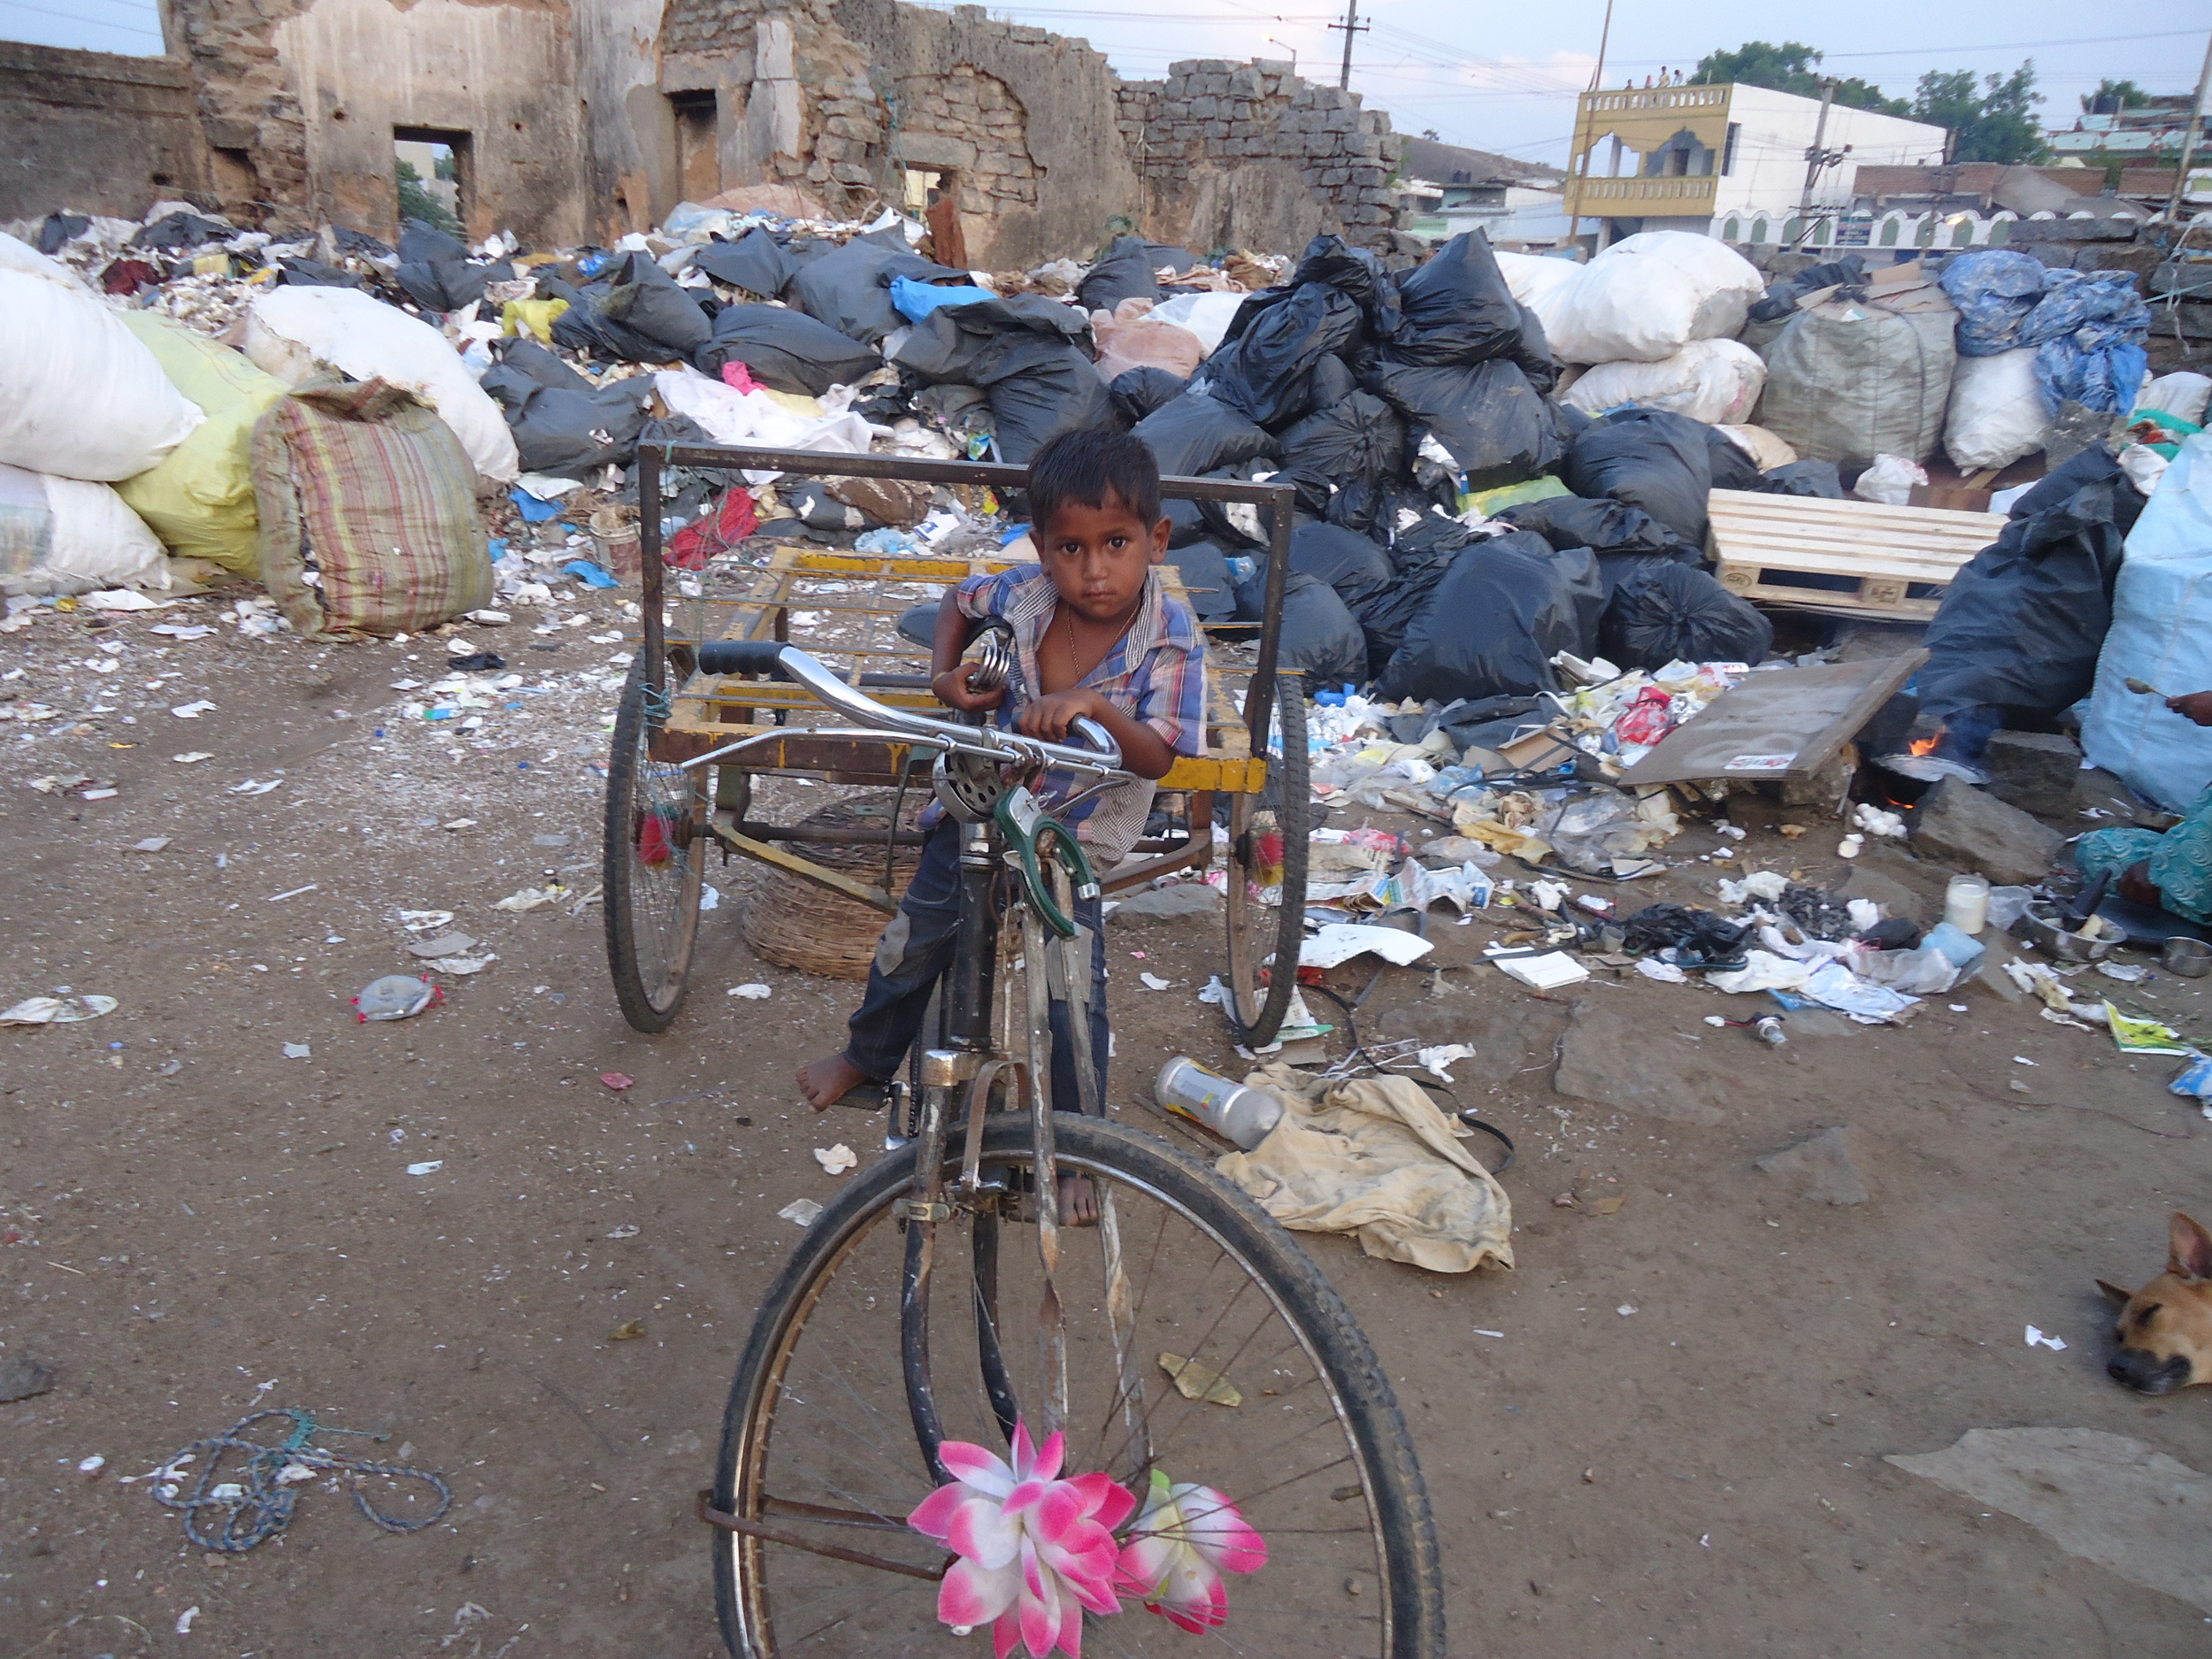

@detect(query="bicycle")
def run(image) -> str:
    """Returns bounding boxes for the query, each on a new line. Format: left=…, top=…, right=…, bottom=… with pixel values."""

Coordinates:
left=683, top=640, right=1445, bottom=1659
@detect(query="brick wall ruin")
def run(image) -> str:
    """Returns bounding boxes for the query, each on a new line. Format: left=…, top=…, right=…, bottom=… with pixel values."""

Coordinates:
left=1, top=0, right=1409, bottom=265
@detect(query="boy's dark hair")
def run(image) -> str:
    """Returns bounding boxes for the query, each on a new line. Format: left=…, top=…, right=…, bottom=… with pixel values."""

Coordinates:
left=1025, top=426, right=1161, bottom=530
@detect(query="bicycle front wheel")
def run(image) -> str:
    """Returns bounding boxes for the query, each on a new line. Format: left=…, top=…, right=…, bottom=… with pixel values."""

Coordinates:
left=710, top=1114, right=1443, bottom=1658
left=603, top=654, right=704, bottom=1032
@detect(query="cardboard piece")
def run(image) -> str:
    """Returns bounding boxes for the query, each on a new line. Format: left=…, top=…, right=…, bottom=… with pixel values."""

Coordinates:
left=1617, top=652, right=1927, bottom=789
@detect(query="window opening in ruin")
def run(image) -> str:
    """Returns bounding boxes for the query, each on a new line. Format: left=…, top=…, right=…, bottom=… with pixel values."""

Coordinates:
left=394, top=127, right=470, bottom=236
left=670, top=91, right=719, bottom=204
left=902, top=168, right=941, bottom=212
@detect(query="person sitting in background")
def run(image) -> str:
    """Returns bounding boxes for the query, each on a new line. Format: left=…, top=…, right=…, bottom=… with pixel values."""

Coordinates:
left=2077, top=690, right=2212, bottom=924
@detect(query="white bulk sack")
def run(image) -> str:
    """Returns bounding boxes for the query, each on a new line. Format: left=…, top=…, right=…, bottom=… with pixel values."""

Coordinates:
left=1559, top=339, right=1767, bottom=425
left=1494, top=250, right=1585, bottom=343
left=244, top=286, right=518, bottom=485
left=0, top=462, right=169, bottom=595
left=1547, top=232, right=1763, bottom=365
left=1148, top=291, right=1248, bottom=357
left=0, top=234, right=204, bottom=482
left=1945, top=349, right=2047, bottom=473
left=2139, top=371, right=2211, bottom=427
left=1717, top=423, right=1797, bottom=469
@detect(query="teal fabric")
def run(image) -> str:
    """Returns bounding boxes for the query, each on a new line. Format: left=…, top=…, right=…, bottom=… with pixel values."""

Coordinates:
left=2077, top=787, right=2212, bottom=925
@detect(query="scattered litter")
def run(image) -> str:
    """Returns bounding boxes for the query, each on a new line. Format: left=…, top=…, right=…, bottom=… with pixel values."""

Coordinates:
left=406, top=1160, right=443, bottom=1177
left=148, top=1408, right=449, bottom=1552
left=169, top=700, right=216, bottom=718
left=1140, top=972, right=1173, bottom=990
left=171, top=751, right=212, bottom=764
left=611, top=1319, right=647, bottom=1340
left=491, top=886, right=565, bottom=912
left=265, top=883, right=317, bottom=902
left=77, top=1454, right=105, bottom=1474
left=603, top=1225, right=639, bottom=1240
left=600, top=1071, right=634, bottom=1091
left=1489, top=950, right=1590, bottom=991
left=1159, top=1353, right=1243, bottom=1408
left=1617, top=1304, right=1638, bottom=1317
left=442, top=818, right=477, bottom=831
left=352, top=976, right=439, bottom=1022
left=2096, top=963, right=2150, bottom=985
left=2013, top=1056, right=2038, bottom=1067
left=399, top=910, right=455, bottom=933
left=434, top=955, right=497, bottom=975
left=176, top=1608, right=199, bottom=1635
left=2024, top=1325, right=2069, bottom=1352
left=1300, top=924, right=1435, bottom=970
left=132, top=836, right=171, bottom=853
left=1636, top=959, right=1688, bottom=985
left=281, top=1042, right=311, bottom=1059
left=0, top=994, right=118, bottom=1025
left=1474, top=1329, right=1505, bottom=1339
left=228, top=778, right=282, bottom=795
left=2108, top=1009, right=2189, bottom=1056
left=405, top=932, right=479, bottom=959
left=1417, top=1043, right=1475, bottom=1082
left=728, top=983, right=772, bottom=999
left=779, top=1198, right=824, bottom=1227
left=814, top=1143, right=858, bottom=1174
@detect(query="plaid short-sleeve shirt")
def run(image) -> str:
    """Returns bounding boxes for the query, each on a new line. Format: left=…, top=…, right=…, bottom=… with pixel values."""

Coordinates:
left=948, top=565, right=1207, bottom=864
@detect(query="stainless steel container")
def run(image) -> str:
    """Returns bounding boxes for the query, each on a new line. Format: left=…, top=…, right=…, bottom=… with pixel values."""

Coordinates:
left=1155, top=1057, right=1285, bottom=1149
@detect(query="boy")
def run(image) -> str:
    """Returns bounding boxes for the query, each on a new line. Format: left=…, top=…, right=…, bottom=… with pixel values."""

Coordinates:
left=796, top=426, right=1207, bottom=1222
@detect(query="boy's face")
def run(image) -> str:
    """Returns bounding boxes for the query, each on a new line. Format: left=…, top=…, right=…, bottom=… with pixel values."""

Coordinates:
left=1035, top=491, right=1169, bottom=625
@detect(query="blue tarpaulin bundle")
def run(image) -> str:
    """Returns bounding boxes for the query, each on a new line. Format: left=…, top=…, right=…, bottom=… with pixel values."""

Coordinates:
left=1938, top=250, right=2148, bottom=415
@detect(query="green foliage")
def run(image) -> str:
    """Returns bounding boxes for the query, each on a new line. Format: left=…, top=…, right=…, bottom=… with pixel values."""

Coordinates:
left=2081, top=78, right=2150, bottom=114
left=1911, top=62, right=2047, bottom=165
left=1690, top=41, right=1907, bottom=117
left=395, top=159, right=460, bottom=235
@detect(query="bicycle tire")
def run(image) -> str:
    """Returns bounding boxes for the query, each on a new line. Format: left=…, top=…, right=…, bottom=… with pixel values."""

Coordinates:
left=603, top=655, right=704, bottom=1033
left=1223, top=675, right=1310, bottom=1048
left=711, top=1112, right=1443, bottom=1659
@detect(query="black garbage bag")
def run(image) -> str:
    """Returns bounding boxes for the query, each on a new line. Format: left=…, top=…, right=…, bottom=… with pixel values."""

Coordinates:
left=332, top=227, right=395, bottom=259
left=695, top=302, right=881, bottom=394
left=789, top=238, right=968, bottom=343
left=691, top=228, right=796, bottom=298
left=36, top=213, right=89, bottom=254
left=1747, top=254, right=1868, bottom=323
left=1132, top=392, right=1279, bottom=479
left=1507, top=303, right=1561, bottom=395
left=1233, top=570, right=1368, bottom=687
left=1561, top=407, right=1714, bottom=544
left=1193, top=458, right=1286, bottom=549
left=1276, top=392, right=1406, bottom=524
left=1198, top=283, right=1365, bottom=429
left=895, top=296, right=1111, bottom=465
left=132, top=211, right=231, bottom=251
left=1379, top=229, right=1523, bottom=366
left=480, top=366, right=653, bottom=473
left=1498, top=495, right=1678, bottom=557
left=549, top=255, right=711, bottom=361
left=1364, top=358, right=1562, bottom=490
left=1703, top=426, right=1763, bottom=492
left=1164, top=541, right=1238, bottom=619
left=394, top=220, right=511, bottom=313
left=1110, top=366, right=1188, bottom=425
left=1599, top=562, right=1772, bottom=669
left=1376, top=533, right=1605, bottom=703
left=1287, top=521, right=1394, bottom=610
left=1915, top=446, right=2147, bottom=723
left=276, top=257, right=365, bottom=289
left=1309, top=354, right=1359, bottom=410
left=1350, top=536, right=1460, bottom=680
left=398, top=219, right=469, bottom=265
left=1146, top=242, right=1200, bottom=274
left=1622, top=904, right=1750, bottom=966
left=1078, top=235, right=1162, bottom=312
left=1758, top=459, right=1845, bottom=497
left=490, top=337, right=593, bottom=394
left=1292, top=234, right=1399, bottom=336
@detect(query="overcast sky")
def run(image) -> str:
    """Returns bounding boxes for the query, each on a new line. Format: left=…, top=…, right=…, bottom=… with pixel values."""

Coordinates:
left=6, top=0, right=2204, bottom=168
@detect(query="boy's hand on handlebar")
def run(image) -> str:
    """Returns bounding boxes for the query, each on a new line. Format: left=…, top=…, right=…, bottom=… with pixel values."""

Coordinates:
left=932, top=662, right=1005, bottom=712
left=1015, top=688, right=1107, bottom=742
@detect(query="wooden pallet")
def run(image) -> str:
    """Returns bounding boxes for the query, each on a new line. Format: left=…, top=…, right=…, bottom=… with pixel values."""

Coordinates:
left=1706, top=488, right=2005, bottom=621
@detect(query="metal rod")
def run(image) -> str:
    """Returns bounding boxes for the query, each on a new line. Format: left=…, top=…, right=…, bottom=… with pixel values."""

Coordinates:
left=734, top=821, right=933, bottom=848
left=1248, top=481, right=1294, bottom=761
left=646, top=443, right=1302, bottom=507
left=639, top=445, right=664, bottom=692
left=695, top=1492, right=950, bottom=1582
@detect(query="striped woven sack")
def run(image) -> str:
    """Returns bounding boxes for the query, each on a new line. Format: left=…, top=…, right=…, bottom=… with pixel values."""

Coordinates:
left=251, top=374, right=491, bottom=640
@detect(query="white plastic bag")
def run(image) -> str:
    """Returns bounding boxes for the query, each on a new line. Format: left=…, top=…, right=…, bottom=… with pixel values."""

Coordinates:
left=1546, top=233, right=1763, bottom=365
left=1945, top=348, right=2048, bottom=472
left=652, top=369, right=887, bottom=484
left=2081, top=433, right=2212, bottom=812
left=243, top=286, right=518, bottom=484
left=1559, top=339, right=1767, bottom=424
left=1147, top=291, right=1247, bottom=357
left=0, top=234, right=204, bottom=483
left=0, top=462, right=169, bottom=595
left=1854, top=454, right=1928, bottom=506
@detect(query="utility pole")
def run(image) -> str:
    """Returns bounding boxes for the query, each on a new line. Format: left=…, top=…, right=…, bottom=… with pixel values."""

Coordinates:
left=1326, top=0, right=1366, bottom=91
left=1791, top=77, right=1844, bottom=250
left=2164, top=30, right=2212, bottom=228
left=1564, top=0, right=1616, bottom=256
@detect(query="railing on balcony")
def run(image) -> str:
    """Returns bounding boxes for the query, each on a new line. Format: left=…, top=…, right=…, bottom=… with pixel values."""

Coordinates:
left=1578, top=87, right=1730, bottom=115
left=1566, top=175, right=1717, bottom=211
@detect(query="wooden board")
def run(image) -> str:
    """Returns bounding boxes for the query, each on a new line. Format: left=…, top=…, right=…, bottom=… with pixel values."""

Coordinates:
left=1617, top=651, right=1928, bottom=788
left=1706, top=488, right=2004, bottom=621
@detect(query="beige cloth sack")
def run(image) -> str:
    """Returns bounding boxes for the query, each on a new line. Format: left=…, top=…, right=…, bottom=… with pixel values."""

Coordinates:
left=1215, top=1064, right=1513, bottom=1274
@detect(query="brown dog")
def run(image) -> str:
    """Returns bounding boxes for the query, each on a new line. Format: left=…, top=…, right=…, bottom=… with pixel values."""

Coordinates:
left=2097, top=1212, right=2212, bottom=1394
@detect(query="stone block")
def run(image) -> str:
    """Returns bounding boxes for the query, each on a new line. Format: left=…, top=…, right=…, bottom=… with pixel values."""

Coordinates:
left=1982, top=729, right=2084, bottom=821
left=812, top=133, right=850, bottom=162
left=1320, top=166, right=1350, bottom=187
left=1755, top=1125, right=1871, bottom=1205
left=1912, top=776, right=2065, bottom=886
left=1190, top=96, right=1218, bottom=119
left=1205, top=121, right=1230, bottom=139
left=830, top=162, right=872, bottom=186
left=1350, top=165, right=1386, bottom=187
left=1228, top=66, right=1262, bottom=96
left=2003, top=216, right=2141, bottom=245
left=1322, top=108, right=1358, bottom=133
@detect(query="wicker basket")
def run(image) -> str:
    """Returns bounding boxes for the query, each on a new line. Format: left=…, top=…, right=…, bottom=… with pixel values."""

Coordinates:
left=739, top=797, right=924, bottom=979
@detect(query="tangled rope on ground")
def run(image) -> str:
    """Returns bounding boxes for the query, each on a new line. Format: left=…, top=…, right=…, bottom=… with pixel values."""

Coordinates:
left=149, top=1408, right=451, bottom=1552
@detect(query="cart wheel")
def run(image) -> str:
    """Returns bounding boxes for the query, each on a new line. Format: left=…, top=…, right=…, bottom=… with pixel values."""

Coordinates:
left=1222, top=674, right=1309, bottom=1048
left=603, top=655, right=705, bottom=1033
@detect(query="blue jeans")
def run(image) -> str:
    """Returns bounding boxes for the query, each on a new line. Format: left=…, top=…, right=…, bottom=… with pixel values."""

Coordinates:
left=841, top=818, right=1110, bottom=1113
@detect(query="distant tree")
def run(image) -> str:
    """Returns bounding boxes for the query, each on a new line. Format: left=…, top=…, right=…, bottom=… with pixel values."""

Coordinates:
left=396, top=159, right=459, bottom=235
left=1421, top=128, right=1440, bottom=141
left=1691, top=41, right=1908, bottom=116
left=2080, top=78, right=2150, bottom=114
left=1912, top=62, right=2047, bottom=164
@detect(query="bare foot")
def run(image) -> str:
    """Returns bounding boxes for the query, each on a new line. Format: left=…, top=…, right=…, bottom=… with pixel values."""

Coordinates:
left=1058, top=1172, right=1099, bottom=1228
left=797, top=1052, right=869, bottom=1112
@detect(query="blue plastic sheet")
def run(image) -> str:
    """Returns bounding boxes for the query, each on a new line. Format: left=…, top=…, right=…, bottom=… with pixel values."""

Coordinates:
left=890, top=275, right=994, bottom=324
left=510, top=487, right=563, bottom=523
left=1939, top=250, right=2047, bottom=356
left=564, top=559, right=619, bottom=588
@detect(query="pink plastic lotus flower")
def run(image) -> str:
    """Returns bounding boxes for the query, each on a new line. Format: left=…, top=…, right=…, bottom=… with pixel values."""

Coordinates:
left=909, top=1420, right=1134, bottom=1658
left=1115, top=1468, right=1270, bottom=1632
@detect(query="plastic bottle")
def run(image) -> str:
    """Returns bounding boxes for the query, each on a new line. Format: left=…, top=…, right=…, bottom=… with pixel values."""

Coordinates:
left=1945, top=873, right=1991, bottom=936
left=1155, top=1057, right=1285, bottom=1149
left=1753, top=1015, right=1787, bottom=1048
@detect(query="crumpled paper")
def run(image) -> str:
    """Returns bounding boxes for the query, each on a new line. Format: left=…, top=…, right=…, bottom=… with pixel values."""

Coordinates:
left=1214, top=1064, right=1512, bottom=1274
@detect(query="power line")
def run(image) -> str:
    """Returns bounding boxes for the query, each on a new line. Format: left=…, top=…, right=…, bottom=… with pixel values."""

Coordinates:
left=0, top=0, right=161, bottom=38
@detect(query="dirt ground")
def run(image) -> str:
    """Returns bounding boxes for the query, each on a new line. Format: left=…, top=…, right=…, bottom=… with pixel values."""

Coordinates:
left=5, top=590, right=2211, bottom=1658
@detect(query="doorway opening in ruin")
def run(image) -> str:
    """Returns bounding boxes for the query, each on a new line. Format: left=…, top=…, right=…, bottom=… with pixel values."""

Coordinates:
left=393, top=127, right=471, bottom=237
left=670, top=91, right=720, bottom=204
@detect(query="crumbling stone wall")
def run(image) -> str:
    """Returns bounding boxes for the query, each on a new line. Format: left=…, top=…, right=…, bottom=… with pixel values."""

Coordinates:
left=0, top=42, right=213, bottom=225
left=166, top=0, right=313, bottom=231
left=1122, top=58, right=1405, bottom=256
left=892, top=64, right=1040, bottom=217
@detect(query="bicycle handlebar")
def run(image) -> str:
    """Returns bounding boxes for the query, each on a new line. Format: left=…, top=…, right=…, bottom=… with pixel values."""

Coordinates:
left=682, top=641, right=1125, bottom=777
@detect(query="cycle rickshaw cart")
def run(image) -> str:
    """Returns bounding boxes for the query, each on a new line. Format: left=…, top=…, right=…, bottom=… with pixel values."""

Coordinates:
left=602, top=442, right=1443, bottom=1659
